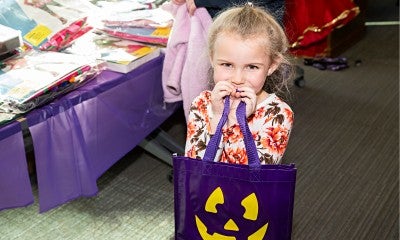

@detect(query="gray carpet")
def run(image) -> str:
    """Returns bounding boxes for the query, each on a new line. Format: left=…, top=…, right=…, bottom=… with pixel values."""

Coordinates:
left=1, top=6, right=398, bottom=240
left=0, top=149, right=176, bottom=240
left=286, top=24, right=399, bottom=240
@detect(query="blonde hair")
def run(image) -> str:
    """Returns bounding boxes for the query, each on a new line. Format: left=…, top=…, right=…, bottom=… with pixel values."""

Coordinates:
left=208, top=4, right=293, bottom=97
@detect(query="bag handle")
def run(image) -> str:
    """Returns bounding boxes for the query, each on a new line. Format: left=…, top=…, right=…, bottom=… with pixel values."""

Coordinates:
left=203, top=96, right=261, bottom=167
left=202, top=97, right=230, bottom=162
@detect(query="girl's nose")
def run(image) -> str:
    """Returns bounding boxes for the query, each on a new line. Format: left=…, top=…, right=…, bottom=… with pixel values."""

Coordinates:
left=230, top=70, right=245, bottom=85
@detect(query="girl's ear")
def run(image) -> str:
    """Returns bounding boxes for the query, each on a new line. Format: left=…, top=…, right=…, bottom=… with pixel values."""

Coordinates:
left=267, top=54, right=283, bottom=76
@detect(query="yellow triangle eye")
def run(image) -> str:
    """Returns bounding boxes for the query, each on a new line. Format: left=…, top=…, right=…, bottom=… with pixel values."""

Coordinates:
left=224, top=219, right=239, bottom=231
left=205, top=187, right=224, bottom=213
left=241, top=193, right=258, bottom=221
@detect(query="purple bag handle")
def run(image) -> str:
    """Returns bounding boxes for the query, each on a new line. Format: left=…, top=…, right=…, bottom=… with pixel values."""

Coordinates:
left=202, top=97, right=230, bottom=162
left=203, top=97, right=260, bottom=167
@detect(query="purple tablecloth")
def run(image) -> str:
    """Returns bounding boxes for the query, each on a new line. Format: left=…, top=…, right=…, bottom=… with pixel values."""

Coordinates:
left=0, top=120, right=34, bottom=211
left=24, top=55, right=177, bottom=212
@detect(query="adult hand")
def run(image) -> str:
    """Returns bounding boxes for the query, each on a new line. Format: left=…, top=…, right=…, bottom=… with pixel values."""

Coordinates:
left=171, top=0, right=186, bottom=5
left=171, top=0, right=197, bottom=15
left=186, top=0, right=197, bottom=15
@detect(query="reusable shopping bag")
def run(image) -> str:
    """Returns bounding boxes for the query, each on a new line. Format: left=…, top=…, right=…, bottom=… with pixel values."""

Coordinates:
left=173, top=97, right=296, bottom=240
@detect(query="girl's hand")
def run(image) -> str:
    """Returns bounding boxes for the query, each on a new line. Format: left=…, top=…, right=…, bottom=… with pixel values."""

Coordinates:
left=210, top=81, right=234, bottom=117
left=233, top=86, right=258, bottom=118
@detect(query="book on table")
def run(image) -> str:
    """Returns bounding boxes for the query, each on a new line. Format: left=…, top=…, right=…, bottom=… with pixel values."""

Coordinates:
left=100, top=46, right=161, bottom=73
left=65, top=31, right=161, bottom=73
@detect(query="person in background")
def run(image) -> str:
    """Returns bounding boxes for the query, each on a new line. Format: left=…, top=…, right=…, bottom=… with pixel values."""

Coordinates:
left=172, top=0, right=285, bottom=24
left=184, top=4, right=294, bottom=165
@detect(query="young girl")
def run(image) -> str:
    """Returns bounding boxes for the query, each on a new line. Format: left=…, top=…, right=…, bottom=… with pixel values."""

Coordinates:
left=184, top=4, right=294, bottom=165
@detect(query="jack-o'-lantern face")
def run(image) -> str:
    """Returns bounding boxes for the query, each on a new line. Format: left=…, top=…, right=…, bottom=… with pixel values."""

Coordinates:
left=195, top=187, right=268, bottom=240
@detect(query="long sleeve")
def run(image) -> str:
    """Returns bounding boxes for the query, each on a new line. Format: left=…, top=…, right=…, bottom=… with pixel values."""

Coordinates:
left=249, top=96, right=294, bottom=164
left=184, top=91, right=214, bottom=158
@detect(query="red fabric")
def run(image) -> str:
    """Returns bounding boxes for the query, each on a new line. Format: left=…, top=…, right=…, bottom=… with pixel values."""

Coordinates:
left=284, top=0, right=360, bottom=57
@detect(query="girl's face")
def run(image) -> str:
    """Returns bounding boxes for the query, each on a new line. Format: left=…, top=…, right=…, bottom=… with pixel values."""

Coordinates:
left=211, top=32, right=279, bottom=97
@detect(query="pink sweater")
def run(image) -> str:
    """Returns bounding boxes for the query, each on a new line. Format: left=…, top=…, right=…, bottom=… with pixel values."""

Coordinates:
left=161, top=3, right=212, bottom=121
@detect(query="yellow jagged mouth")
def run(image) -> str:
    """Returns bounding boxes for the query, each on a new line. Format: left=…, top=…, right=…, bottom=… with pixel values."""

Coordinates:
left=195, top=215, right=268, bottom=240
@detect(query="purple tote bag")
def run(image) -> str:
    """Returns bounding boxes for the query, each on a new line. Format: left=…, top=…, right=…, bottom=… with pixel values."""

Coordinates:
left=173, top=97, right=296, bottom=240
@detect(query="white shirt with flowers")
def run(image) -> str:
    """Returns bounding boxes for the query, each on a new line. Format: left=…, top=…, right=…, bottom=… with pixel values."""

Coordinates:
left=185, top=90, right=294, bottom=165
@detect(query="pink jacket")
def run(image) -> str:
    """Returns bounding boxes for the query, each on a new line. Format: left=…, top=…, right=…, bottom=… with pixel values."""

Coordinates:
left=161, top=3, right=212, bottom=121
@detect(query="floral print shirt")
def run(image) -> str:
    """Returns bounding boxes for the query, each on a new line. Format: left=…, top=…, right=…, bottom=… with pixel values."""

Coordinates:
left=185, top=91, right=294, bottom=164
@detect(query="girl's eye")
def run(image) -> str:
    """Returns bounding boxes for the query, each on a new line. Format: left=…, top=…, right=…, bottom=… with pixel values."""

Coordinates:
left=221, top=63, right=232, bottom=68
left=247, top=65, right=259, bottom=70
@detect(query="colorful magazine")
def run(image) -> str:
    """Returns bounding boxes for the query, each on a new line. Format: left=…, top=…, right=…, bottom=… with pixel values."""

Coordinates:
left=100, top=26, right=171, bottom=46
left=89, top=0, right=150, bottom=12
left=0, top=0, right=98, bottom=50
left=65, top=31, right=161, bottom=73
left=0, top=50, right=98, bottom=104
left=97, top=6, right=172, bottom=46
left=100, top=7, right=174, bottom=28
left=64, top=31, right=161, bottom=73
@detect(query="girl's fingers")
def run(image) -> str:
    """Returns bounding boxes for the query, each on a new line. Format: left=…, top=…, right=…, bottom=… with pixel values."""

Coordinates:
left=237, top=88, right=256, bottom=102
left=213, top=82, right=234, bottom=98
left=211, top=83, right=234, bottom=116
left=235, top=88, right=257, bottom=117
